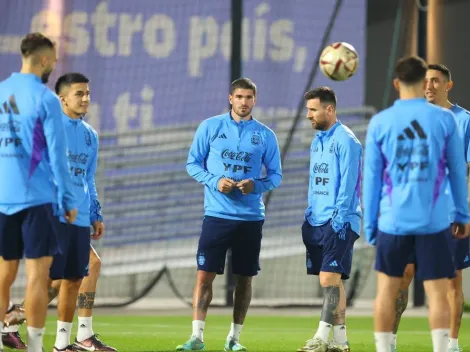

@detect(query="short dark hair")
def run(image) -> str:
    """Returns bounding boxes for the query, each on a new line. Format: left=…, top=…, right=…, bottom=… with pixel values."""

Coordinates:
left=428, top=63, right=452, bottom=81
left=231, top=77, right=257, bottom=96
left=304, top=86, right=337, bottom=107
left=55, top=73, right=90, bottom=94
left=20, top=32, right=55, bottom=58
left=395, top=56, right=428, bottom=85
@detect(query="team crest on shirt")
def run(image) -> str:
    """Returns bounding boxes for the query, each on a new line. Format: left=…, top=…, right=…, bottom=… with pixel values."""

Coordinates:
left=251, top=133, right=260, bottom=145
left=84, top=131, right=91, bottom=147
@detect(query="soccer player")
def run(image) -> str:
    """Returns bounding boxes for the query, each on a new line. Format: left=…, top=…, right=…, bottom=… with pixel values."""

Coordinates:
left=3, top=73, right=116, bottom=352
left=391, top=64, right=470, bottom=352
left=0, top=33, right=78, bottom=352
left=176, top=77, right=282, bottom=351
left=363, top=56, right=470, bottom=352
left=296, top=87, right=362, bottom=352
left=49, top=72, right=111, bottom=352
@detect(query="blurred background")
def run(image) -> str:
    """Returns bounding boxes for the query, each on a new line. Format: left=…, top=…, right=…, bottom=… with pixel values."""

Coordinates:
left=0, top=0, right=469, bottom=310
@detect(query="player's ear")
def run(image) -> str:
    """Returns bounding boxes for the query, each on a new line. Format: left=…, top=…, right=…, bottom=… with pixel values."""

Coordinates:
left=446, top=80, right=454, bottom=92
left=393, top=78, right=400, bottom=93
left=58, top=94, right=66, bottom=105
left=326, top=104, right=334, bottom=116
left=228, top=94, right=233, bottom=105
left=39, top=55, right=48, bottom=68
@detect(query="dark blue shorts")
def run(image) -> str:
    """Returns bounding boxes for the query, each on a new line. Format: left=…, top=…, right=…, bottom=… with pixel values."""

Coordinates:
left=406, top=228, right=470, bottom=271
left=49, top=223, right=91, bottom=280
left=301, top=221, right=359, bottom=280
left=196, top=216, right=264, bottom=277
left=446, top=234, right=470, bottom=271
left=376, top=229, right=456, bottom=281
left=0, top=204, right=60, bottom=260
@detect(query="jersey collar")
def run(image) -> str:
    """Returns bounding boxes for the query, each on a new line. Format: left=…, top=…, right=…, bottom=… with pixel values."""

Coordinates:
left=393, top=97, right=427, bottom=106
left=62, top=111, right=84, bottom=124
left=316, top=120, right=341, bottom=138
left=227, top=111, right=254, bottom=125
left=11, top=72, right=42, bottom=83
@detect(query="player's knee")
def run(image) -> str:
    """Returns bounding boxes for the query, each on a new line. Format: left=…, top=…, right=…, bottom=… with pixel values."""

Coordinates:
left=401, top=264, right=415, bottom=289
left=51, top=279, right=62, bottom=291
left=0, top=270, right=16, bottom=288
left=26, top=257, right=53, bottom=282
left=403, top=264, right=415, bottom=279
left=196, top=270, right=217, bottom=285
left=88, top=254, right=101, bottom=277
left=63, top=277, right=83, bottom=288
left=235, top=275, right=252, bottom=289
left=447, top=273, right=464, bottom=301
left=319, top=272, right=342, bottom=287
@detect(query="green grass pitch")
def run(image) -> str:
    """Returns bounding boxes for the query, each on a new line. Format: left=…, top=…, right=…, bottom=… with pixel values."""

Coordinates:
left=9, top=315, right=470, bottom=352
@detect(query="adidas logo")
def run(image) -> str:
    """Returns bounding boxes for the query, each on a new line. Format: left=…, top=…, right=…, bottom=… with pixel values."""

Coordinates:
left=59, top=328, right=67, bottom=332
left=0, top=95, right=20, bottom=115
left=464, top=255, right=469, bottom=263
left=329, top=260, right=338, bottom=267
left=218, top=133, right=227, bottom=139
left=79, top=324, right=87, bottom=328
left=397, top=120, right=427, bottom=140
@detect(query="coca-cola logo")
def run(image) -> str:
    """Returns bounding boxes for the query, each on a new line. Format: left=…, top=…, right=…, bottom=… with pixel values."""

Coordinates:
left=221, top=149, right=252, bottom=163
left=313, top=162, right=329, bottom=173
left=68, top=152, right=89, bottom=165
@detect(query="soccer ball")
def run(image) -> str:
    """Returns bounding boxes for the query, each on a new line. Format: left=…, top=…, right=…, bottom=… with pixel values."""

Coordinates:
left=319, top=42, right=359, bottom=81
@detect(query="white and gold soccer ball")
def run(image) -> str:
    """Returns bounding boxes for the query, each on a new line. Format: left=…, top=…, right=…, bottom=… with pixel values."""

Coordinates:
left=319, top=42, right=359, bottom=81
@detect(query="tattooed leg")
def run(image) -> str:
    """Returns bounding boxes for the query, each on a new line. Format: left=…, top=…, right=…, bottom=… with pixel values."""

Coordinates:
left=233, top=276, right=252, bottom=325
left=321, top=286, right=340, bottom=324
left=77, top=292, right=95, bottom=310
left=392, top=289, right=409, bottom=334
left=331, top=282, right=349, bottom=345
left=17, top=279, right=59, bottom=309
left=47, top=279, right=62, bottom=303
left=393, top=264, right=413, bottom=336
left=192, top=271, right=216, bottom=321
left=78, top=247, right=101, bottom=318
left=333, top=282, right=347, bottom=326
left=309, top=272, right=343, bottom=345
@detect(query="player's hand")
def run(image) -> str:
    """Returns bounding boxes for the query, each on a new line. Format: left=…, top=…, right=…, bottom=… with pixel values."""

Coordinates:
left=91, top=221, right=105, bottom=240
left=236, top=179, right=254, bottom=195
left=218, top=178, right=236, bottom=194
left=64, top=208, right=77, bottom=224
left=451, top=222, right=469, bottom=239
